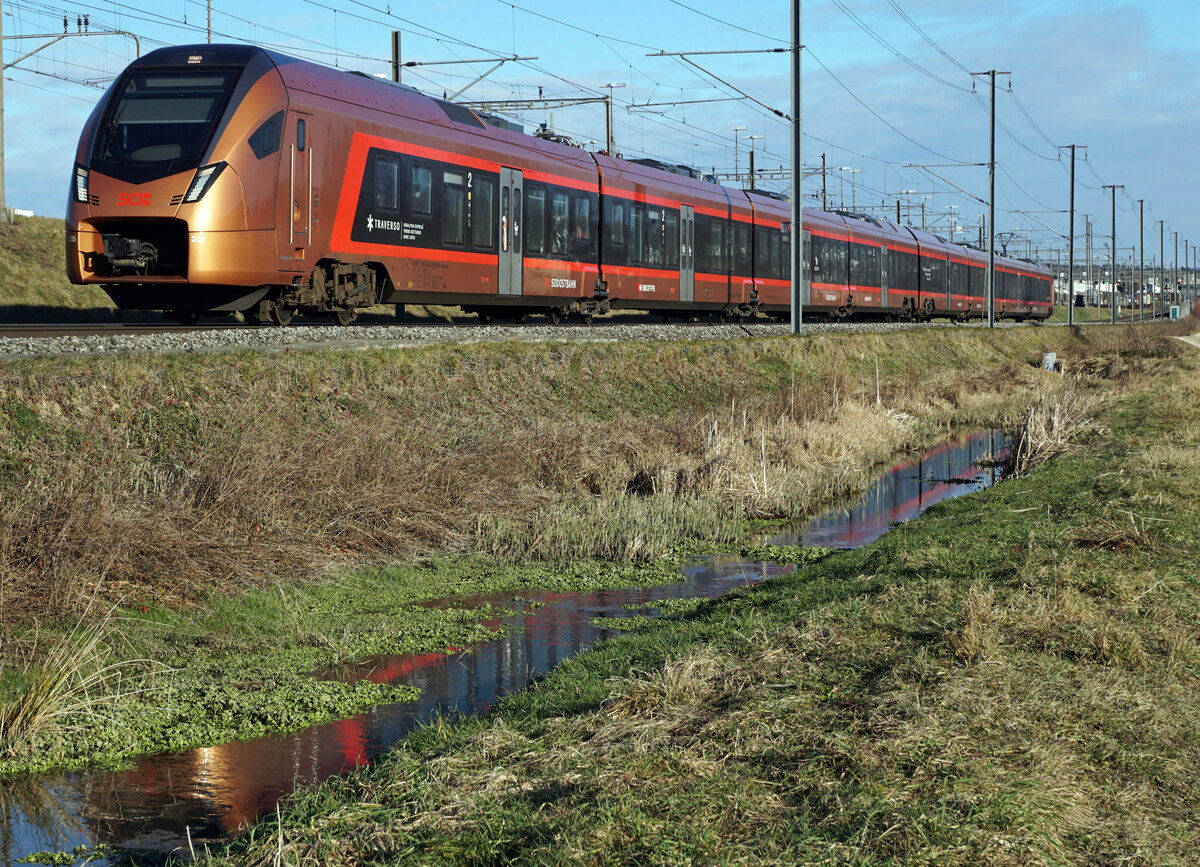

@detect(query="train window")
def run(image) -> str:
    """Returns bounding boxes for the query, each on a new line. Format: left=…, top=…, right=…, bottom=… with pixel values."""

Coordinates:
left=297, top=119, right=306, bottom=152
left=646, top=207, right=664, bottom=267
left=665, top=212, right=680, bottom=268
left=849, top=243, right=879, bottom=287
left=768, top=231, right=781, bottom=279
left=551, top=191, right=569, bottom=255
left=757, top=229, right=770, bottom=273
left=442, top=171, right=465, bottom=246
left=888, top=249, right=918, bottom=293
left=610, top=201, right=626, bottom=246
left=950, top=262, right=967, bottom=295
left=630, top=205, right=644, bottom=264
left=711, top=223, right=726, bottom=272
left=736, top=224, right=751, bottom=270
left=512, top=189, right=522, bottom=254
left=473, top=176, right=495, bottom=249
left=411, top=165, right=432, bottom=217
left=573, top=196, right=591, bottom=243
left=923, top=256, right=946, bottom=292
left=526, top=187, right=546, bottom=255
left=248, top=111, right=284, bottom=159
left=830, top=238, right=848, bottom=283
left=375, top=156, right=399, bottom=211
left=94, top=69, right=238, bottom=167
left=781, top=223, right=791, bottom=279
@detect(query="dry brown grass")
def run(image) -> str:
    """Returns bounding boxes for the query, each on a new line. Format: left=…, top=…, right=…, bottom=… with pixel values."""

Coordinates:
left=1007, top=385, right=1106, bottom=477
left=0, top=326, right=1182, bottom=627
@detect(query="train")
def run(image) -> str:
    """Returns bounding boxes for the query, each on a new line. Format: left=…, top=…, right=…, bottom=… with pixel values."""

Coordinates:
left=65, top=44, right=1053, bottom=326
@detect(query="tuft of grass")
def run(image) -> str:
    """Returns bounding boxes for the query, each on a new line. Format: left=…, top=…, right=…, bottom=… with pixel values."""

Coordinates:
left=0, top=613, right=134, bottom=758
left=1007, top=384, right=1105, bottom=476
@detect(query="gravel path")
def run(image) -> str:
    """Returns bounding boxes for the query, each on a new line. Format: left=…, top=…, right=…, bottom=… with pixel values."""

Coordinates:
left=0, top=319, right=972, bottom=359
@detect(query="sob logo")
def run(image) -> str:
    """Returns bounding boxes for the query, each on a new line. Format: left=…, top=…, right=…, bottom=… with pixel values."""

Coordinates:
left=117, top=192, right=153, bottom=207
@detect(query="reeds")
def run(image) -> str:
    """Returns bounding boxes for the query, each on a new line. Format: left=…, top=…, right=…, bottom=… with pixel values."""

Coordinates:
left=1007, top=385, right=1105, bottom=478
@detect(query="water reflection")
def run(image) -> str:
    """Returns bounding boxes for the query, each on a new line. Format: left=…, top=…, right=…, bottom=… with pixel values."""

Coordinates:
left=772, top=428, right=1007, bottom=549
left=1, top=430, right=1003, bottom=865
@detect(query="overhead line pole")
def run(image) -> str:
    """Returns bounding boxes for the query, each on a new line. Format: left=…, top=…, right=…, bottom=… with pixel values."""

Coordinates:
left=1174, top=231, right=1179, bottom=312
left=1060, top=145, right=1085, bottom=326
left=790, top=0, right=803, bottom=335
left=0, top=0, right=6, bottom=223
left=973, top=70, right=1009, bottom=329
left=1103, top=184, right=1123, bottom=324
left=1159, top=220, right=1165, bottom=320
left=1138, top=199, right=1144, bottom=323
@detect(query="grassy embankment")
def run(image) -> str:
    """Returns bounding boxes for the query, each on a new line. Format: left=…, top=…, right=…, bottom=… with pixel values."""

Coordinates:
left=0, top=324, right=1189, bottom=778
left=205, top=330, right=1200, bottom=865
left=0, top=216, right=119, bottom=320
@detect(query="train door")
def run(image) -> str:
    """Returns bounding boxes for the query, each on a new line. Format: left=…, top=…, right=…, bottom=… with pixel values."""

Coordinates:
left=943, top=253, right=952, bottom=311
left=802, top=228, right=812, bottom=304
left=278, top=111, right=312, bottom=271
left=880, top=244, right=890, bottom=307
left=499, top=167, right=524, bottom=296
left=680, top=205, right=695, bottom=303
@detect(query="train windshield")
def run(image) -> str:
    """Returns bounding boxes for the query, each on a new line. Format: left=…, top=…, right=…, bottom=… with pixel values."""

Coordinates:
left=93, top=69, right=239, bottom=175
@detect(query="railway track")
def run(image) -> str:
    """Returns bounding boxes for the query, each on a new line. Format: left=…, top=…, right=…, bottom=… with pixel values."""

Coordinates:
left=0, top=314, right=764, bottom=341
left=0, top=313, right=1158, bottom=361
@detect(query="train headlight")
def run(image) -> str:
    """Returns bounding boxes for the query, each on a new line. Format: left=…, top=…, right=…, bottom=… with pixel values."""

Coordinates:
left=183, top=162, right=226, bottom=203
left=73, top=165, right=89, bottom=203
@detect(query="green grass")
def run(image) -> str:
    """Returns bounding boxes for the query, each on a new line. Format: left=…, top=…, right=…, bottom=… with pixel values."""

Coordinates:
left=203, top=349, right=1200, bottom=866
left=0, top=216, right=122, bottom=318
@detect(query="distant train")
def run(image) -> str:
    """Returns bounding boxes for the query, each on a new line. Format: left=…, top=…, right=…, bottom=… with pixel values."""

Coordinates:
left=66, top=44, right=1053, bottom=326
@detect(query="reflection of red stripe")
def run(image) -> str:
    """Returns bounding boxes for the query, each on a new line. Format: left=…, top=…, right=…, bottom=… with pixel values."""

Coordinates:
left=603, top=187, right=680, bottom=210
left=523, top=169, right=599, bottom=194
left=605, top=263, right=679, bottom=280
left=525, top=257, right=600, bottom=274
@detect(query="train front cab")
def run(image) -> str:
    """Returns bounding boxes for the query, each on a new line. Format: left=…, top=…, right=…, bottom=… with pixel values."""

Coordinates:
left=67, top=45, right=292, bottom=314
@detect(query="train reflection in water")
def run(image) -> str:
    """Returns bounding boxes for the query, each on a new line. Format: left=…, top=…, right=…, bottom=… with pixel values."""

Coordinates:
left=2, top=430, right=1004, bottom=865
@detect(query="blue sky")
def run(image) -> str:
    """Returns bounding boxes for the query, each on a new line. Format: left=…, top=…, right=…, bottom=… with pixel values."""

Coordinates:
left=5, top=0, right=1198, bottom=267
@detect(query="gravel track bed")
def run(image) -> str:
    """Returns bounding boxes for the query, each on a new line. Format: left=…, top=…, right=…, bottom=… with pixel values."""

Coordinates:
left=0, top=319, right=985, bottom=359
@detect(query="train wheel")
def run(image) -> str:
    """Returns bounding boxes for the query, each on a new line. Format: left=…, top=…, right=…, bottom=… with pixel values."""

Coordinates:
left=513, top=313, right=528, bottom=325
left=546, top=309, right=561, bottom=325
left=243, top=309, right=263, bottom=326
left=578, top=314, right=593, bottom=325
left=330, top=307, right=358, bottom=326
left=173, top=311, right=200, bottom=326
left=477, top=311, right=492, bottom=325
left=662, top=314, right=673, bottom=324
left=270, top=303, right=296, bottom=327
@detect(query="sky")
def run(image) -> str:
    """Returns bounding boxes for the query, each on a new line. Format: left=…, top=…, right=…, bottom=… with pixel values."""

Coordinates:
left=3, top=0, right=1198, bottom=270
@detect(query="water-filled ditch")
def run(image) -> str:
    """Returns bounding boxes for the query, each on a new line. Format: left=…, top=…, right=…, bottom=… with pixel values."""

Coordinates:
left=1, top=429, right=1007, bottom=865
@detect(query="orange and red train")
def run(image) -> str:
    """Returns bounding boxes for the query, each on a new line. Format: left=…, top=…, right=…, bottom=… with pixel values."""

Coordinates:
left=66, top=44, right=1053, bottom=325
